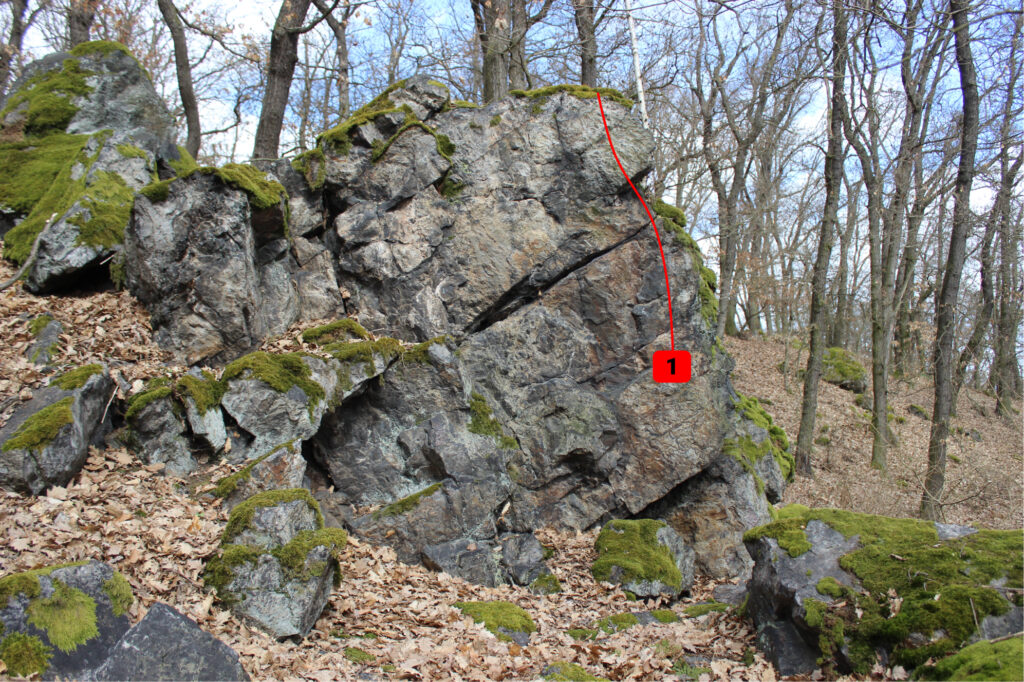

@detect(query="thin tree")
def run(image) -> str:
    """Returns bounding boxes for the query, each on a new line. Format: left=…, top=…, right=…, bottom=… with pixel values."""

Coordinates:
left=66, top=0, right=96, bottom=47
left=920, top=0, right=979, bottom=521
left=0, top=1, right=50, bottom=100
left=156, top=0, right=201, bottom=157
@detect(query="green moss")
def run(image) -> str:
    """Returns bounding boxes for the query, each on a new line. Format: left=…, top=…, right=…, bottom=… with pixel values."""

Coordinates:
left=490, top=115, right=502, bottom=127
left=815, top=576, right=845, bottom=598
left=373, top=483, right=442, bottom=519
left=591, top=519, right=683, bottom=591
left=115, top=143, right=148, bottom=161
left=744, top=506, right=1024, bottom=673
left=202, top=544, right=264, bottom=601
left=0, top=572, right=42, bottom=608
left=683, top=602, right=728, bottom=618
left=543, top=660, right=608, bottom=681
left=69, top=40, right=133, bottom=59
left=733, top=393, right=794, bottom=482
left=325, top=338, right=404, bottom=387
left=67, top=169, right=133, bottom=249
left=451, top=100, right=479, bottom=109
left=343, top=646, right=375, bottom=664
left=221, top=488, right=324, bottom=544
left=402, top=335, right=450, bottom=364
left=651, top=201, right=718, bottom=326
left=223, top=351, right=325, bottom=418
left=175, top=371, right=225, bottom=414
left=124, top=377, right=172, bottom=421
left=53, top=363, right=102, bottom=390
left=530, top=573, right=562, bottom=594
left=567, top=628, right=599, bottom=640
left=108, top=252, right=126, bottom=288
left=468, top=392, right=518, bottom=449
left=2, top=396, right=73, bottom=453
left=272, top=527, right=348, bottom=579
left=674, top=660, right=713, bottom=679
left=200, top=163, right=285, bottom=211
left=0, top=58, right=93, bottom=137
left=26, top=579, right=98, bottom=652
left=139, top=178, right=172, bottom=202
left=212, top=442, right=297, bottom=498
left=509, top=85, right=634, bottom=109
left=291, top=148, right=326, bottom=189
left=651, top=608, right=679, bottom=623
left=596, top=612, right=639, bottom=633
left=821, top=347, right=867, bottom=386
left=438, top=173, right=465, bottom=199
left=370, top=113, right=455, bottom=163
left=101, top=572, right=133, bottom=616
left=917, top=637, right=1023, bottom=681
left=454, top=601, right=536, bottom=642
left=301, top=319, right=371, bottom=344
left=0, top=134, right=89, bottom=216
left=0, top=632, right=52, bottom=677
left=909, top=404, right=929, bottom=420
left=316, top=80, right=409, bottom=155
left=28, top=314, right=54, bottom=337
left=168, top=146, right=199, bottom=176
left=542, top=544, right=555, bottom=561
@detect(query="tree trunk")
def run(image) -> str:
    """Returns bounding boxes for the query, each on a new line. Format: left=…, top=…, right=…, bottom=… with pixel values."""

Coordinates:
left=0, top=0, right=29, bottom=101
left=157, top=0, right=201, bottom=158
left=67, top=0, right=96, bottom=47
left=472, top=0, right=510, bottom=103
left=312, top=0, right=352, bottom=119
left=828, top=178, right=858, bottom=348
left=796, top=0, right=847, bottom=478
left=573, top=0, right=598, bottom=87
left=921, top=0, right=979, bottom=521
left=252, top=0, right=313, bottom=160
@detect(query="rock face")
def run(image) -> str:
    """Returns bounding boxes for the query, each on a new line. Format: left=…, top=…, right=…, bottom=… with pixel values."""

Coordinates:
left=0, top=365, right=112, bottom=494
left=204, top=490, right=347, bottom=639
left=0, top=41, right=179, bottom=292
left=743, top=506, right=1024, bottom=677
left=90, top=602, right=249, bottom=681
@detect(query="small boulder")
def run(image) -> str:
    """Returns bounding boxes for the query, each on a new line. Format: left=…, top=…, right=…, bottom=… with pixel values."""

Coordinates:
left=212, top=441, right=307, bottom=510
left=0, top=560, right=133, bottom=679
left=421, top=538, right=503, bottom=587
left=124, top=389, right=195, bottom=477
left=0, top=364, right=112, bottom=494
left=204, top=489, right=347, bottom=639
left=821, top=347, right=867, bottom=394
left=591, top=519, right=694, bottom=599
left=90, top=602, right=249, bottom=681
left=453, top=601, right=535, bottom=646
left=25, top=315, right=63, bottom=366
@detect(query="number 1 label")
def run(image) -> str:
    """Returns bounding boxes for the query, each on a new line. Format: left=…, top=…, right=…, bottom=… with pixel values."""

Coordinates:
left=653, top=350, right=691, bottom=383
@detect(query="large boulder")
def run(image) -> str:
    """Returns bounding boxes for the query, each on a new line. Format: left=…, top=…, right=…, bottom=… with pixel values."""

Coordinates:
left=743, top=505, right=1024, bottom=677
left=0, top=41, right=179, bottom=292
left=590, top=519, right=695, bottom=598
left=0, top=364, right=112, bottom=494
left=203, top=489, right=347, bottom=639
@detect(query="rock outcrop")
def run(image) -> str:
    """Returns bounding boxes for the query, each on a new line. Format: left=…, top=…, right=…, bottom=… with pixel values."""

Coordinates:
left=743, top=505, right=1024, bottom=677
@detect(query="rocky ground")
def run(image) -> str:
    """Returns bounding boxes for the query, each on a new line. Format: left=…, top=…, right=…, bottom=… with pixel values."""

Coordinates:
left=5, top=262, right=1018, bottom=680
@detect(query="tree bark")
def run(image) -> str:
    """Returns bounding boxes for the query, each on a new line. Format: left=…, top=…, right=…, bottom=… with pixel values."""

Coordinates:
left=471, top=0, right=510, bottom=103
left=572, top=0, right=598, bottom=86
left=921, top=0, right=979, bottom=521
left=251, top=0, right=314, bottom=160
left=314, top=0, right=352, bottom=118
left=796, top=0, right=847, bottom=478
left=0, top=0, right=29, bottom=101
left=67, top=0, right=96, bottom=48
left=156, top=0, right=201, bottom=158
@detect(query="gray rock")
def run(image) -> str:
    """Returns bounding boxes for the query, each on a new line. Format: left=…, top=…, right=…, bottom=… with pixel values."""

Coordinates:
left=125, top=396, right=196, bottom=477
left=422, top=538, right=503, bottom=587
left=26, top=318, right=63, bottom=366
left=91, top=602, right=248, bottom=681
left=0, top=560, right=132, bottom=681
left=0, top=367, right=112, bottom=494
left=712, top=582, right=747, bottom=606
left=935, top=522, right=978, bottom=540
left=221, top=443, right=308, bottom=510
left=183, top=394, right=227, bottom=453
left=228, top=498, right=319, bottom=550
left=500, top=533, right=548, bottom=586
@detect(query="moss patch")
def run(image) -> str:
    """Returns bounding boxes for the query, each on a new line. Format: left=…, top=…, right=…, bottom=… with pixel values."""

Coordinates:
left=168, top=146, right=198, bottom=176
left=652, top=200, right=718, bottom=326
left=0, top=134, right=89, bottom=216
left=67, top=169, right=134, bottom=249
left=543, top=660, right=608, bottom=681
left=917, top=637, right=1023, bottom=681
left=373, top=483, right=441, bottom=519
left=175, top=371, right=225, bottom=415
left=733, top=393, right=794, bottom=482
left=591, top=519, right=682, bottom=591
left=0, top=632, right=52, bottom=677
left=69, top=40, right=133, bottom=59
left=212, top=442, right=296, bottom=499
left=489, top=115, right=502, bottom=127
left=115, top=142, right=148, bottom=161
left=28, top=314, right=54, bottom=337
left=124, top=377, right=172, bottom=421
left=744, top=505, right=1024, bottom=673
left=683, top=602, right=728, bottom=618
left=509, top=84, right=633, bottom=109
left=821, top=347, right=867, bottom=387
left=468, top=392, right=518, bottom=449
left=291, top=148, right=326, bottom=189
left=221, top=488, right=324, bottom=544
left=652, top=608, right=680, bottom=623
left=529, top=573, right=562, bottom=594
left=596, top=612, right=639, bottom=633
left=101, top=572, right=133, bottom=616
left=567, top=628, right=599, bottom=640
left=301, top=319, right=370, bottom=344
left=2, top=396, right=73, bottom=453
left=199, top=163, right=285, bottom=211
left=454, top=601, right=536, bottom=641
left=369, top=112, right=455, bottom=164
left=138, top=178, right=172, bottom=202
left=343, top=646, right=375, bottom=664
left=0, top=58, right=92, bottom=137
left=52, top=363, right=102, bottom=390
left=26, top=579, right=99, bottom=652
left=223, top=351, right=324, bottom=418
left=316, top=80, right=409, bottom=155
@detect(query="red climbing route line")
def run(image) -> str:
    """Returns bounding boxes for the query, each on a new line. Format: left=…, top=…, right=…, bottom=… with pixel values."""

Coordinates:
left=596, top=93, right=675, bottom=351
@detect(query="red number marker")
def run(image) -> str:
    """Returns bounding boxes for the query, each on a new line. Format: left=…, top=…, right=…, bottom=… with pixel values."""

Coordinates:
left=653, top=350, right=691, bottom=383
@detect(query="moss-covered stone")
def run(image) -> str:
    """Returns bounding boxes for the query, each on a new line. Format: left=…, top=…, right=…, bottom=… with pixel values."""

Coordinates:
left=0, top=134, right=89, bottom=216
left=732, top=393, right=794, bottom=482
left=744, top=505, right=1024, bottom=672
left=0, top=631, right=52, bottom=677
left=591, top=519, right=683, bottom=591
left=198, top=163, right=286, bottom=211
left=26, top=579, right=99, bottom=653
left=651, top=608, right=680, bottom=623
left=909, top=404, right=929, bottom=420
left=489, top=115, right=502, bottom=127
left=543, top=660, right=608, bottom=681
left=468, top=392, right=518, bottom=450
left=651, top=201, right=718, bottom=327
left=821, top=347, right=867, bottom=388
left=67, top=169, right=134, bottom=249
left=174, top=371, right=225, bottom=415
left=369, top=113, right=455, bottom=164
left=596, top=612, right=639, bottom=633
left=68, top=40, right=133, bottom=59
left=168, top=145, right=198, bottom=176
left=52, top=363, right=102, bottom=390
left=301, top=319, right=371, bottom=344
left=28, top=313, right=54, bottom=337
left=212, top=441, right=295, bottom=498
left=138, top=177, right=172, bottom=202
left=401, top=336, right=450, bottom=364
left=373, top=483, right=441, bottom=519
left=567, top=628, right=599, bottom=640
left=316, top=80, right=410, bottom=155
left=683, top=602, right=728, bottom=617
left=529, top=573, right=562, bottom=594
left=454, top=600, right=536, bottom=642
left=2, top=396, right=73, bottom=453
left=221, top=488, right=324, bottom=544
left=101, top=572, right=133, bottom=617
left=124, top=377, right=172, bottom=421
left=324, top=338, right=404, bottom=391
left=343, top=646, right=375, bottom=664
left=0, top=58, right=92, bottom=137
left=223, top=351, right=325, bottom=418
left=509, top=84, right=633, bottom=109
left=115, top=142, right=148, bottom=161
left=916, top=637, right=1023, bottom=681
left=291, top=148, right=326, bottom=189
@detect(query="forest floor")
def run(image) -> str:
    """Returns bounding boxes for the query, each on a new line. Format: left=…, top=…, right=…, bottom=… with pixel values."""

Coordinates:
left=0, top=265, right=1020, bottom=680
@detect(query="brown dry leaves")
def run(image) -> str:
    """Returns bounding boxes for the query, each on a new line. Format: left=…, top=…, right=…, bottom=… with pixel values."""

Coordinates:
left=726, top=335, right=1023, bottom=529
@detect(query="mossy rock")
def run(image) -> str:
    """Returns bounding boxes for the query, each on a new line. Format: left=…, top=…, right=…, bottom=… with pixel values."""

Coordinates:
left=509, top=84, right=633, bottom=109
left=596, top=612, right=639, bottom=634
left=821, top=347, right=867, bottom=393
left=651, top=201, right=718, bottom=327
left=52, top=364, right=103, bottom=391
left=222, top=351, right=325, bottom=419
left=1, top=396, right=74, bottom=453
left=529, top=573, right=562, bottom=595
left=915, top=637, right=1023, bottom=681
left=542, top=660, right=609, bottom=681
left=301, top=319, right=371, bottom=345
left=731, top=393, right=794, bottom=483
left=683, top=602, right=728, bottom=618
left=372, top=483, right=442, bottom=519
left=591, top=519, right=686, bottom=597
left=467, top=392, right=518, bottom=450
left=744, top=505, right=1024, bottom=674
left=454, top=601, right=536, bottom=643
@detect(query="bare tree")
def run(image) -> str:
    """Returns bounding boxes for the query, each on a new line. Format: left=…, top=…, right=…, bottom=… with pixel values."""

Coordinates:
left=0, top=0, right=49, bottom=100
left=66, top=0, right=96, bottom=46
left=157, top=0, right=200, bottom=157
